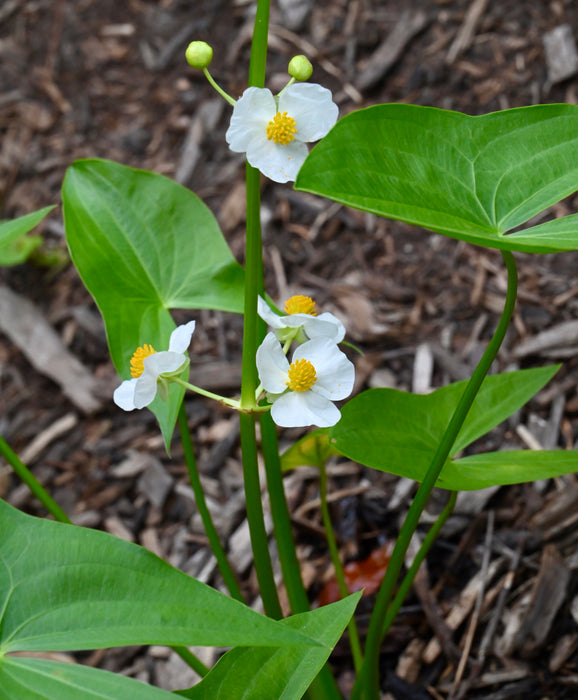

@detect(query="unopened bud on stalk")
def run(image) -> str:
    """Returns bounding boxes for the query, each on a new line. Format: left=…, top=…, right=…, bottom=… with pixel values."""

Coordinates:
left=185, top=41, right=213, bottom=69
left=288, top=55, right=313, bottom=81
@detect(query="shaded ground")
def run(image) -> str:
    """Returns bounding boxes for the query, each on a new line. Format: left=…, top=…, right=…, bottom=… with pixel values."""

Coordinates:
left=1, top=0, right=578, bottom=697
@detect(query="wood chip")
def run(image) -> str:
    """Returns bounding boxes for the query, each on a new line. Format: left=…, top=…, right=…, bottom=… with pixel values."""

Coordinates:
left=422, top=557, right=504, bottom=664
left=136, top=457, right=174, bottom=510
left=543, top=24, right=578, bottom=85
left=19, top=412, right=77, bottom=465
left=446, top=0, right=490, bottom=64
left=512, top=320, right=578, bottom=358
left=412, top=342, right=434, bottom=394
left=357, top=10, right=429, bottom=90
left=0, top=285, right=101, bottom=413
left=511, top=544, right=569, bottom=657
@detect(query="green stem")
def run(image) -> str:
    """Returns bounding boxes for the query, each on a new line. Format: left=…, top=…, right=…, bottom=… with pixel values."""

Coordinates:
left=172, top=646, right=210, bottom=677
left=177, top=406, right=244, bottom=603
left=381, top=490, right=457, bottom=636
left=173, top=377, right=241, bottom=409
left=259, top=416, right=344, bottom=699
left=0, top=435, right=71, bottom=523
left=235, top=0, right=283, bottom=620
left=240, top=411, right=283, bottom=619
left=354, top=250, right=518, bottom=700
left=259, top=412, right=310, bottom=612
left=247, top=0, right=270, bottom=89
left=318, top=461, right=364, bottom=674
left=202, top=68, right=236, bottom=106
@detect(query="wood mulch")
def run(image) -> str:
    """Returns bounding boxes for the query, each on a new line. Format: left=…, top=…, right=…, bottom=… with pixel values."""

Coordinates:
left=1, top=0, right=578, bottom=697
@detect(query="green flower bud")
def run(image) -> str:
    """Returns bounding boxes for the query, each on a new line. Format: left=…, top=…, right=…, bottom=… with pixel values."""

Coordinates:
left=288, top=55, right=313, bottom=81
left=185, top=41, right=213, bottom=69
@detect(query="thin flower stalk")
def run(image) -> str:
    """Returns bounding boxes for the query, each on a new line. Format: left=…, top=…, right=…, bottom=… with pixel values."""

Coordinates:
left=318, top=461, right=364, bottom=674
left=354, top=250, right=518, bottom=700
left=177, top=406, right=244, bottom=604
left=0, top=435, right=71, bottom=524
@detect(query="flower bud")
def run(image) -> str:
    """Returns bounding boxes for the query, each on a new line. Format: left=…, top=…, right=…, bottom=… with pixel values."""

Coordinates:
left=288, top=55, right=313, bottom=81
left=185, top=41, right=213, bottom=69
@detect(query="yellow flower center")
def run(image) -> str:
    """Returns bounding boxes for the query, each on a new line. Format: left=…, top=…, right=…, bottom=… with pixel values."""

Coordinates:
left=284, top=295, right=317, bottom=316
left=266, top=111, right=297, bottom=145
left=286, top=358, right=317, bottom=392
left=130, top=344, right=156, bottom=378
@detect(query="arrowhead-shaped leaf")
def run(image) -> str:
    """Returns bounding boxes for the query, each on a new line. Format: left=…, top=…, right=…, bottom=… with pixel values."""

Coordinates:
left=177, top=593, right=361, bottom=700
left=329, top=366, right=571, bottom=490
left=62, top=159, right=244, bottom=446
left=0, top=500, right=315, bottom=653
left=296, top=103, right=578, bottom=253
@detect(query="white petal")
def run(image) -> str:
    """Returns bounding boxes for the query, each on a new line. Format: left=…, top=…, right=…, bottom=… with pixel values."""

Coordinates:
left=246, top=137, right=308, bottom=183
left=168, top=321, right=196, bottom=353
left=143, top=351, right=188, bottom=377
left=294, top=338, right=354, bottom=401
left=279, top=83, right=338, bottom=143
left=113, top=379, right=138, bottom=411
left=271, top=390, right=341, bottom=427
left=133, top=373, right=158, bottom=409
left=225, top=87, right=276, bottom=153
left=257, top=296, right=285, bottom=329
left=302, top=312, right=345, bottom=342
left=256, top=333, right=290, bottom=393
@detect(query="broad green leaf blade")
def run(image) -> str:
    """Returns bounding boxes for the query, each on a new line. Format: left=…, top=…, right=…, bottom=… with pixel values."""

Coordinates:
left=330, top=367, right=560, bottom=484
left=0, top=500, right=316, bottom=653
left=296, top=103, right=578, bottom=254
left=177, top=593, right=361, bottom=700
left=0, top=656, right=176, bottom=700
left=0, top=206, right=54, bottom=266
left=62, top=159, right=244, bottom=445
left=280, top=429, right=337, bottom=471
left=452, top=365, right=560, bottom=453
left=442, top=450, right=578, bottom=490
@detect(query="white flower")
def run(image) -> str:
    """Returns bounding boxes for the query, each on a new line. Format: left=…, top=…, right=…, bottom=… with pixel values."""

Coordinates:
left=258, top=295, right=345, bottom=343
left=256, top=332, right=354, bottom=428
left=113, top=321, right=196, bottom=411
left=225, top=83, right=338, bottom=183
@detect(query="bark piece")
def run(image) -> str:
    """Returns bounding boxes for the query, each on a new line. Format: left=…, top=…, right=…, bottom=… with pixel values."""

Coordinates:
left=543, top=25, right=578, bottom=85
left=0, top=285, right=101, bottom=413
left=511, top=544, right=569, bottom=657
left=357, top=10, right=429, bottom=90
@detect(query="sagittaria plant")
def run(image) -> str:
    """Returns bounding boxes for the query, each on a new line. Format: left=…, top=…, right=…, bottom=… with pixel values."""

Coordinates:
left=1, top=2, right=578, bottom=700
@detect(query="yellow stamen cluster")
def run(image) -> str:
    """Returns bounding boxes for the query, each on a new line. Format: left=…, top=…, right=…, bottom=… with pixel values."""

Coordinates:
left=286, top=358, right=317, bottom=392
left=284, top=295, right=317, bottom=316
left=266, top=111, right=297, bottom=145
left=130, top=344, right=157, bottom=378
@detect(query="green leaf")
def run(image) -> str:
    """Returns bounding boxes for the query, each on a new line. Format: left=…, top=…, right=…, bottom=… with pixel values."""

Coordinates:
left=330, top=366, right=562, bottom=489
left=62, top=159, right=244, bottom=446
left=280, top=429, right=337, bottom=471
left=0, top=657, right=176, bottom=700
left=296, top=103, right=578, bottom=254
left=176, top=593, right=361, bottom=700
left=0, top=206, right=54, bottom=266
left=443, top=450, right=578, bottom=490
left=0, top=500, right=316, bottom=654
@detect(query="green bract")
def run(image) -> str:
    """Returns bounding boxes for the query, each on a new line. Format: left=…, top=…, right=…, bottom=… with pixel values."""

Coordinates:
left=296, top=103, right=578, bottom=253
